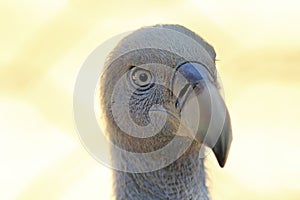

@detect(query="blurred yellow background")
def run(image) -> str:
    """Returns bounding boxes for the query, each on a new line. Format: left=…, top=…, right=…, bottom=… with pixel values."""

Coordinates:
left=1, top=0, right=300, bottom=199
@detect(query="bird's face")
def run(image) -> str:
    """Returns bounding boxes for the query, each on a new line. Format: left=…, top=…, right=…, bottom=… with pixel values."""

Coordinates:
left=99, top=26, right=232, bottom=168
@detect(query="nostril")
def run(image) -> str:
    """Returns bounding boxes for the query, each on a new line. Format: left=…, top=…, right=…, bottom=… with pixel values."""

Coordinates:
left=175, top=99, right=180, bottom=109
left=175, top=83, right=193, bottom=113
left=175, top=99, right=183, bottom=113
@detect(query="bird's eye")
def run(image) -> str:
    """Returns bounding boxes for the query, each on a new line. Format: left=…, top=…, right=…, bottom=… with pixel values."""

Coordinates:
left=129, top=67, right=154, bottom=90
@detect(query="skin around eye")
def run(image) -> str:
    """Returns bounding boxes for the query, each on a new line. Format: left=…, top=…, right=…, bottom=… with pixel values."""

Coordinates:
left=131, top=68, right=153, bottom=87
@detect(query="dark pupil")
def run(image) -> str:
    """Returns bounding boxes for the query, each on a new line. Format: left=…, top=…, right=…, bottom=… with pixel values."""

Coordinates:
left=139, top=73, right=148, bottom=82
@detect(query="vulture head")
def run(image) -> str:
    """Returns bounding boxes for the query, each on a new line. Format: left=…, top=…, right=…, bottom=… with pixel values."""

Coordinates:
left=99, top=24, right=232, bottom=199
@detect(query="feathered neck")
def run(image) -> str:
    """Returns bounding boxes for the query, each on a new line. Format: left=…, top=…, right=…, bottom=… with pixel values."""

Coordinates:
left=112, top=148, right=209, bottom=200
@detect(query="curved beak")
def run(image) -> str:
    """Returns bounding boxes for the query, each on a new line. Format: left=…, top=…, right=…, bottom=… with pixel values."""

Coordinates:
left=174, top=62, right=232, bottom=167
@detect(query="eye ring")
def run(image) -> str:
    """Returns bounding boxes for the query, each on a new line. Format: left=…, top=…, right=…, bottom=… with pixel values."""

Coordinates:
left=128, top=67, right=154, bottom=90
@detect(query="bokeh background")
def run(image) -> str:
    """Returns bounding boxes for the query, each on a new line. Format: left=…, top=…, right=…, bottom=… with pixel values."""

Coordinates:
left=1, top=0, right=300, bottom=199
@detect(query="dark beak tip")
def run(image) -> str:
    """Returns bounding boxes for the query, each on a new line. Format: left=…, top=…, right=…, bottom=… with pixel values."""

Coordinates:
left=212, top=136, right=232, bottom=168
left=219, top=162, right=225, bottom=168
left=213, top=147, right=228, bottom=168
left=217, top=155, right=226, bottom=168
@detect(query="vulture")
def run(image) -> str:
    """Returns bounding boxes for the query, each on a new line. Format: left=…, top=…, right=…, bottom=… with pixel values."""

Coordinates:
left=99, top=24, right=232, bottom=200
